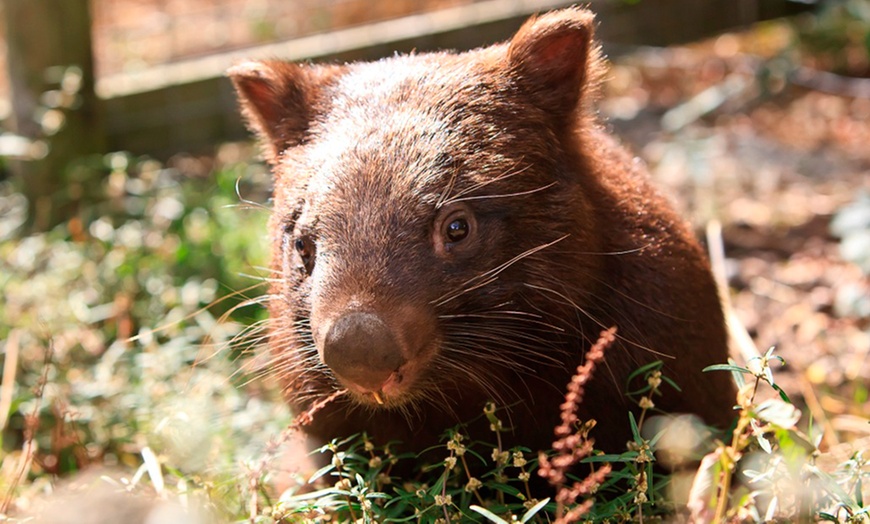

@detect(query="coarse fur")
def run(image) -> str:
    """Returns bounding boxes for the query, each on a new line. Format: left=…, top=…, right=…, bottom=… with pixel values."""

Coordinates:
left=229, top=7, right=736, bottom=456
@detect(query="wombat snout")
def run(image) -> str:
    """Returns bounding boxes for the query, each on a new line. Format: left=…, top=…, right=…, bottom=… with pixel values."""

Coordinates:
left=322, top=312, right=406, bottom=393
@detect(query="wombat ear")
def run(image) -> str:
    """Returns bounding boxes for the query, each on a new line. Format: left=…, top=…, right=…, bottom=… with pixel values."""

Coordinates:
left=507, top=8, right=599, bottom=121
left=228, top=61, right=341, bottom=163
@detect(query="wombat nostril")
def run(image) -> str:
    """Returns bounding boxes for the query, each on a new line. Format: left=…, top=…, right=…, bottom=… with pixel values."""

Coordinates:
left=322, top=312, right=405, bottom=392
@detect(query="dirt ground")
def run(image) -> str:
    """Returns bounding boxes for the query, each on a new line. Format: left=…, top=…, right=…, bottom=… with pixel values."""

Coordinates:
left=601, top=29, right=870, bottom=449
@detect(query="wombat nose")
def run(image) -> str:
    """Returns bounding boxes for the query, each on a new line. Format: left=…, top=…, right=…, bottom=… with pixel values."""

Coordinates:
left=323, top=312, right=405, bottom=392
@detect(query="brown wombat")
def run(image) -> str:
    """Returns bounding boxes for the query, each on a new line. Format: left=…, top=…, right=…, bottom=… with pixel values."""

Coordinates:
left=228, top=7, right=736, bottom=455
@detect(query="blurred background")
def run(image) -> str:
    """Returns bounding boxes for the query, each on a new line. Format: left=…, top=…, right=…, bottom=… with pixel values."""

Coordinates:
left=0, top=0, right=868, bottom=520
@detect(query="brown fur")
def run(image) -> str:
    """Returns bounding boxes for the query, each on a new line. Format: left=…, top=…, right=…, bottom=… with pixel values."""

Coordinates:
left=228, top=7, right=736, bottom=455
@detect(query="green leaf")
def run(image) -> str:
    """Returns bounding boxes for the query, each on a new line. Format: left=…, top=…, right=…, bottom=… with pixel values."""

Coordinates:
left=484, top=482, right=522, bottom=497
left=805, top=465, right=855, bottom=504
left=771, top=383, right=792, bottom=403
left=647, top=427, right=666, bottom=448
left=763, top=366, right=775, bottom=386
left=756, top=432, right=773, bottom=454
left=703, top=364, right=752, bottom=374
left=470, top=505, right=511, bottom=524
left=583, top=452, right=637, bottom=463
left=308, top=463, right=336, bottom=484
left=626, top=361, right=663, bottom=383
left=629, top=411, right=641, bottom=441
left=662, top=375, right=682, bottom=392
left=281, top=486, right=349, bottom=503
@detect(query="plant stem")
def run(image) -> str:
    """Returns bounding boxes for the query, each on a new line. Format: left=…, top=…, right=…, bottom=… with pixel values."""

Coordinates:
left=459, top=454, right=486, bottom=506
left=714, top=414, right=748, bottom=521
left=0, top=338, right=52, bottom=515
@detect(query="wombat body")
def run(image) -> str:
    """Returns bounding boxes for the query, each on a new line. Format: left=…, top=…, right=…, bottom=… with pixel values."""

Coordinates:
left=229, top=8, right=736, bottom=455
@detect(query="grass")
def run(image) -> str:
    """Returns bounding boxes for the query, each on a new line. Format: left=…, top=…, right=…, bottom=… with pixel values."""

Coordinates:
left=0, top=147, right=867, bottom=522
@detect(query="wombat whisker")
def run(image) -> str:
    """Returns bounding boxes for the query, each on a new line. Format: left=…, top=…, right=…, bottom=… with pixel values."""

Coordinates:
left=415, top=386, right=463, bottom=427
left=549, top=244, right=654, bottom=258
left=444, top=341, right=565, bottom=396
left=443, top=340, right=534, bottom=370
left=249, top=349, right=312, bottom=376
left=193, top=300, right=273, bottom=367
left=434, top=235, right=568, bottom=306
left=261, top=264, right=302, bottom=279
left=287, top=388, right=340, bottom=408
left=521, top=282, right=630, bottom=389
left=527, top=281, right=674, bottom=362
left=232, top=342, right=313, bottom=384
left=441, top=313, right=566, bottom=334
left=234, top=271, right=273, bottom=285
left=583, top=272, right=692, bottom=322
left=444, top=180, right=558, bottom=205
left=267, top=345, right=320, bottom=370
left=524, top=283, right=611, bottom=333
left=441, top=309, right=569, bottom=334
left=244, top=335, right=315, bottom=368
left=435, top=276, right=498, bottom=306
left=439, top=344, right=533, bottom=401
left=438, top=162, right=533, bottom=207
left=438, top=308, right=540, bottom=320
left=447, top=318, right=565, bottom=343
left=432, top=352, right=516, bottom=410
left=444, top=329, right=566, bottom=367
left=231, top=176, right=272, bottom=211
left=226, top=322, right=271, bottom=356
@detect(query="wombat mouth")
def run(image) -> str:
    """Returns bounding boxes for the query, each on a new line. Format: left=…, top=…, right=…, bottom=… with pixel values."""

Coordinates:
left=340, top=366, right=402, bottom=400
left=333, top=346, right=435, bottom=408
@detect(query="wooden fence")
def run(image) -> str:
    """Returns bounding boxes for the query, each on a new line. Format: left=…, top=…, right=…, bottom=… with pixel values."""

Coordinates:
left=99, top=0, right=810, bottom=158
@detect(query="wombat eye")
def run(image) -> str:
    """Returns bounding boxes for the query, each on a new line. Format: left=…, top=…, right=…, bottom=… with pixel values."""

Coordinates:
left=433, top=205, right=476, bottom=257
left=294, top=237, right=307, bottom=253
left=445, top=218, right=469, bottom=243
left=294, top=235, right=316, bottom=273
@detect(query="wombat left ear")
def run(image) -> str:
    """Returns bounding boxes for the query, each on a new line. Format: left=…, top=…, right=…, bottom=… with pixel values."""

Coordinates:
left=507, top=8, right=599, bottom=122
left=228, top=61, right=343, bottom=164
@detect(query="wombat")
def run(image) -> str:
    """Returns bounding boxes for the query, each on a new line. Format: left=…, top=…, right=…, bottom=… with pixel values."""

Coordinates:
left=228, top=7, right=736, bottom=455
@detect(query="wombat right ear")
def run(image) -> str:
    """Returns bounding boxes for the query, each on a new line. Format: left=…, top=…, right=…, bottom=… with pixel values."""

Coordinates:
left=507, top=8, right=600, bottom=123
left=228, top=61, right=341, bottom=163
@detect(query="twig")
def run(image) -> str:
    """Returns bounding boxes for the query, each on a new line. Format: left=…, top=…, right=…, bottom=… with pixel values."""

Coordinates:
left=440, top=469, right=451, bottom=523
left=539, top=327, right=616, bottom=523
left=798, top=375, right=839, bottom=449
left=246, top=389, right=346, bottom=523
left=0, top=329, right=21, bottom=432
left=662, top=74, right=749, bottom=132
left=790, top=65, right=870, bottom=99
left=706, top=220, right=761, bottom=364
left=0, top=338, right=53, bottom=515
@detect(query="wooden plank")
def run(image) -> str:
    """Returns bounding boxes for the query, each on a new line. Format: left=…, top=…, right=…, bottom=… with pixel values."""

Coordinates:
left=100, top=0, right=811, bottom=158
left=3, top=0, right=105, bottom=230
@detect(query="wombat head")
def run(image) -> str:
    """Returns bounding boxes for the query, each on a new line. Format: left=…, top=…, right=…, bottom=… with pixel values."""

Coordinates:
left=229, top=8, right=604, bottom=413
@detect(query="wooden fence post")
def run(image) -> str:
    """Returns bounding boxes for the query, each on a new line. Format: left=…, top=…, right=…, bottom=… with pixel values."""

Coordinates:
left=3, top=0, right=105, bottom=232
